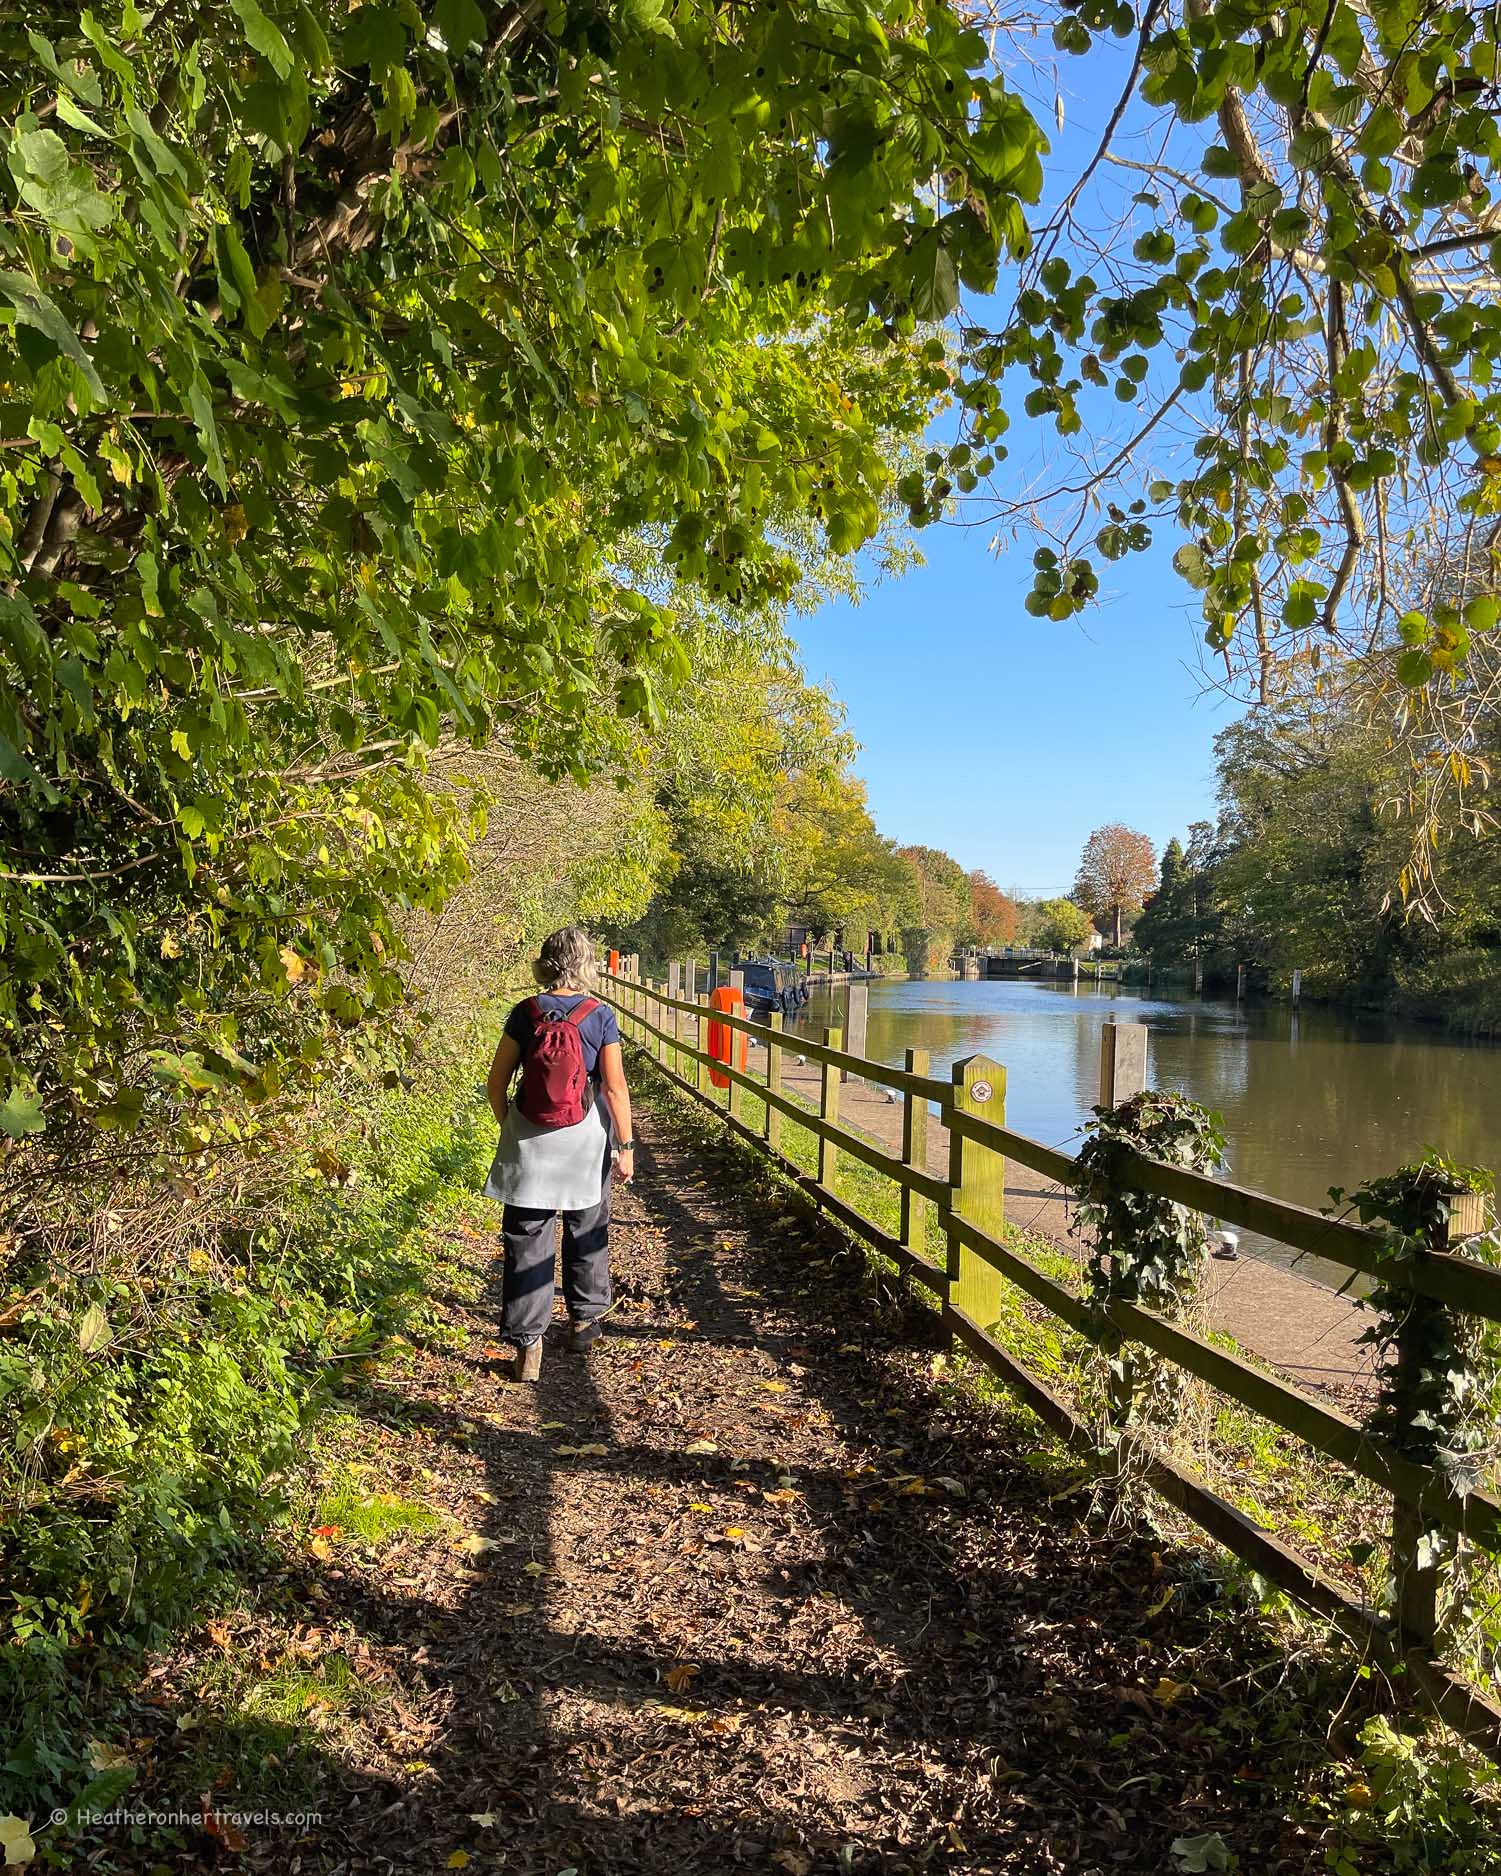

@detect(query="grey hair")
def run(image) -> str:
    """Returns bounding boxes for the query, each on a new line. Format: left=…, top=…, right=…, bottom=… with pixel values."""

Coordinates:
left=532, top=926, right=598, bottom=992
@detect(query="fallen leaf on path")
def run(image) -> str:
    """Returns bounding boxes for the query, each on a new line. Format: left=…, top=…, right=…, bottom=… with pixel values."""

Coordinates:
left=468, top=1814, right=498, bottom=1830
left=1154, top=1676, right=1192, bottom=1706
left=447, top=1853, right=470, bottom=1870
left=664, top=1663, right=700, bottom=1693
left=556, top=1442, right=609, bottom=1457
left=456, top=1534, right=502, bottom=1556
left=201, top=1799, right=248, bottom=1853
left=308, top=1536, right=333, bottom=1561
left=757, top=1380, right=787, bottom=1393
left=689, top=1502, right=714, bottom=1512
left=1143, top=1584, right=1176, bottom=1619
left=539, top=1421, right=568, bottom=1430
left=771, top=1851, right=812, bottom=1876
left=85, top=1740, right=134, bottom=1773
left=762, top=1488, right=801, bottom=1504
left=522, top=1561, right=547, bottom=1576
left=684, top=1439, right=717, bottom=1455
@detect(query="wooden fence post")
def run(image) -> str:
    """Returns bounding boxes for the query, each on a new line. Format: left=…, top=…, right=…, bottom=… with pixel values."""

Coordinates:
left=1393, top=1189, right=1490, bottom=1651
left=1099, top=1021, right=1148, bottom=1108
left=842, top=981, right=868, bottom=1083
left=726, top=996, right=744, bottom=1123
left=818, top=1024, right=842, bottom=1191
left=667, top=963, right=682, bottom=1076
left=900, top=1046, right=930, bottom=1262
left=946, top=1054, right=1007, bottom=1330
left=696, top=993, right=710, bottom=1097
left=765, top=1011, right=784, bottom=1152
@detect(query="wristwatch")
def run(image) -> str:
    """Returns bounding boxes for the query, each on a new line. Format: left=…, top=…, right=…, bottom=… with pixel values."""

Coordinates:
left=616, top=1139, right=635, bottom=1152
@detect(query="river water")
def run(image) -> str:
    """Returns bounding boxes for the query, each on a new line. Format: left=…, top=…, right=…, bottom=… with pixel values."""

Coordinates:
left=801, top=977, right=1501, bottom=1284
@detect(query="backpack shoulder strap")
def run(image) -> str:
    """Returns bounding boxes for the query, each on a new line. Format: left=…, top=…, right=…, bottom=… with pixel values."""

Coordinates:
left=564, top=997, right=599, bottom=1028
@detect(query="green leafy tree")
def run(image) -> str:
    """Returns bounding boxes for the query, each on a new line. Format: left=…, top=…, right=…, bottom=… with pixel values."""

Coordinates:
left=889, top=0, right=1501, bottom=885
left=1035, top=896, right=1093, bottom=955
left=0, top=2, right=1044, bottom=1176
left=896, top=842, right=970, bottom=973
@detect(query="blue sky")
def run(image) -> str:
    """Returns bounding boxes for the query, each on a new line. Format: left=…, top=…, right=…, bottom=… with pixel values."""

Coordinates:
left=793, top=532, right=1239, bottom=896
left=789, top=35, right=1242, bottom=896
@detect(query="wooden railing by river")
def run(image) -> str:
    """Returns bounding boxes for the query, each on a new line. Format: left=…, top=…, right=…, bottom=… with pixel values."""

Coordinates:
left=601, top=960, right=1501, bottom=1759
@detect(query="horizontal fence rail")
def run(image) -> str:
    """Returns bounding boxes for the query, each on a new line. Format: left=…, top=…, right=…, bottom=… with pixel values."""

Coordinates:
left=600, top=962, right=1501, bottom=1759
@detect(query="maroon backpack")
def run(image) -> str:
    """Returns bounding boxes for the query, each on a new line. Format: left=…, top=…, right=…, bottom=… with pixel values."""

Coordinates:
left=516, top=997, right=598, bottom=1128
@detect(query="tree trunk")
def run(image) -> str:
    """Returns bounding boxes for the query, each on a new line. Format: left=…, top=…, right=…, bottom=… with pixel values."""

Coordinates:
left=1114, top=903, right=1122, bottom=947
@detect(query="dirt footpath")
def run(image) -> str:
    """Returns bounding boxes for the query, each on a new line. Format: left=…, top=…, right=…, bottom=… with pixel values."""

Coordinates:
left=111, top=1074, right=1388, bottom=1876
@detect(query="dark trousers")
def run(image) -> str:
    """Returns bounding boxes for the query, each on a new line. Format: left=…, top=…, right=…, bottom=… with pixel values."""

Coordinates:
left=501, top=1176, right=612, bottom=1347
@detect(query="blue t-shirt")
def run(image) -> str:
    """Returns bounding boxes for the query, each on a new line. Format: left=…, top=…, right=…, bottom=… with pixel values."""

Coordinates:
left=504, top=994, right=619, bottom=1075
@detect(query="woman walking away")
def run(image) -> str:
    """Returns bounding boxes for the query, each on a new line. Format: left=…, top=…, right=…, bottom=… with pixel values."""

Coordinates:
left=484, top=927, right=635, bottom=1383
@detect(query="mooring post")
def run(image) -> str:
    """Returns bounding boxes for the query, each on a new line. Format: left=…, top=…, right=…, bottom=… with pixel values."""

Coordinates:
left=1291, top=968, right=1302, bottom=1006
left=1099, top=1021, right=1148, bottom=1108
left=1236, top=962, right=1245, bottom=1001
left=946, top=1054, right=1007, bottom=1330
left=842, top=980, right=868, bottom=1083
left=900, top=1046, right=929, bottom=1262
left=1193, top=955, right=1204, bottom=995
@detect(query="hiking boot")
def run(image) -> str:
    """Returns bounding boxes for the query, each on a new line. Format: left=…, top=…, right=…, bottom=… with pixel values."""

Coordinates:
left=569, top=1301, right=618, bottom=1352
left=514, top=1341, right=542, bottom=1383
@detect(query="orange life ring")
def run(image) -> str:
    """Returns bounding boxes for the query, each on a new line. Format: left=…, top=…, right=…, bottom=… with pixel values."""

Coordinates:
left=707, top=985, right=747, bottom=1090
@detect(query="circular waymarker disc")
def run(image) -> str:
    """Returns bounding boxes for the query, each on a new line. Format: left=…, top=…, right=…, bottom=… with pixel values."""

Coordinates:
left=971, top=1079, right=993, bottom=1104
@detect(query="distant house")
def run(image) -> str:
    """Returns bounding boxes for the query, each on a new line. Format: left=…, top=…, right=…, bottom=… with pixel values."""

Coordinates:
left=1085, top=928, right=1104, bottom=953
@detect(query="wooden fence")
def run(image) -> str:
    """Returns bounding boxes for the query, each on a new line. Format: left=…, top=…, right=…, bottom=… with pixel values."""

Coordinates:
left=601, top=960, right=1501, bottom=1759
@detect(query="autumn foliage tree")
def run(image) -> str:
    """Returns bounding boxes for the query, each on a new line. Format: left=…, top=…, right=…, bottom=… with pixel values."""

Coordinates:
left=962, top=870, right=1019, bottom=948
left=1073, top=824, right=1158, bottom=948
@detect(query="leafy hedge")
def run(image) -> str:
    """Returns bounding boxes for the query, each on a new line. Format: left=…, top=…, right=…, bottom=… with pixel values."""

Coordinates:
left=0, top=1033, right=497, bottom=1803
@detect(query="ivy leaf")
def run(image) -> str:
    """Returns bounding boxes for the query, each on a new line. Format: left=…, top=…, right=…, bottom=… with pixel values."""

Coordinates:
left=0, top=1816, right=36, bottom=1867
left=0, top=1084, right=45, bottom=1138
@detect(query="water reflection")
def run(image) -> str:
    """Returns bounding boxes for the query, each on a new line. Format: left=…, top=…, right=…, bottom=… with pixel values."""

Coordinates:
left=801, top=978, right=1501, bottom=1284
